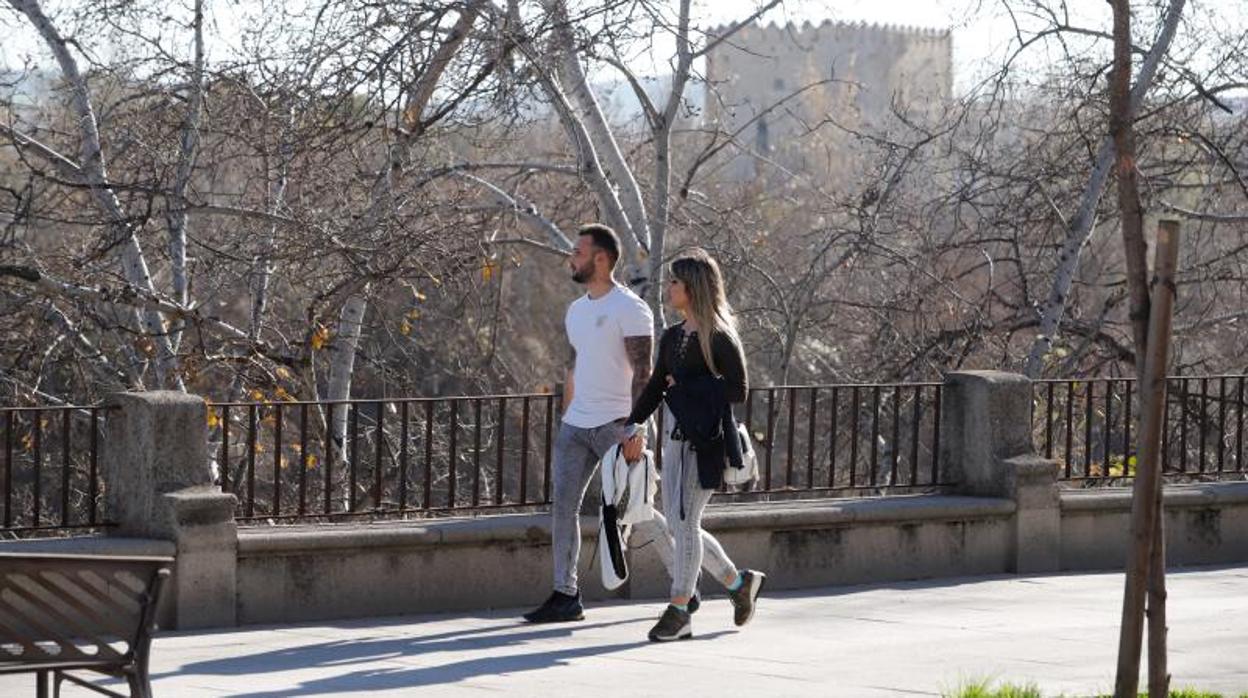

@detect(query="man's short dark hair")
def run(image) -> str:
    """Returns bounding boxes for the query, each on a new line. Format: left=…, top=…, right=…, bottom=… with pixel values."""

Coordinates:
left=578, top=224, right=620, bottom=269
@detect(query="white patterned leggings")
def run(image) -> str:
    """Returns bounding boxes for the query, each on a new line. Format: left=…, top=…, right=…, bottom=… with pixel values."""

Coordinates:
left=631, top=416, right=737, bottom=599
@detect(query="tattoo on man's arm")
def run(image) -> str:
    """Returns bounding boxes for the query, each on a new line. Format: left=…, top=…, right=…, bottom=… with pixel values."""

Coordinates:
left=568, top=345, right=577, bottom=372
left=623, top=336, right=653, bottom=402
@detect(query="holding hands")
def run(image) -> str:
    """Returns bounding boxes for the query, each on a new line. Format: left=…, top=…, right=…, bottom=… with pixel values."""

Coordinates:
left=620, top=375, right=674, bottom=462
left=622, top=432, right=645, bottom=462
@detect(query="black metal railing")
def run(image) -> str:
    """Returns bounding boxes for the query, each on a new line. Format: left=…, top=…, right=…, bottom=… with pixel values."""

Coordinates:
left=210, top=392, right=562, bottom=522
left=0, top=405, right=110, bottom=534
left=8, top=373, right=1245, bottom=533
left=721, top=382, right=947, bottom=499
left=211, top=382, right=951, bottom=523
left=1032, top=375, right=1248, bottom=482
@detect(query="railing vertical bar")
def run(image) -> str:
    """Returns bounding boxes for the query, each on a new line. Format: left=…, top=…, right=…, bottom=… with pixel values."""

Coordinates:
left=88, top=408, right=99, bottom=526
left=1045, top=381, right=1055, bottom=459
left=519, top=397, right=530, bottom=505
left=744, top=390, right=754, bottom=440
left=850, top=385, right=860, bottom=488
left=1083, top=381, right=1093, bottom=477
left=60, top=409, right=71, bottom=524
left=1217, top=377, right=1227, bottom=473
left=656, top=403, right=665, bottom=472
left=1162, top=380, right=1172, bottom=472
left=869, top=385, right=881, bottom=487
left=245, top=404, right=257, bottom=518
left=348, top=402, right=359, bottom=512
left=423, top=401, right=434, bottom=510
left=1199, top=377, right=1209, bottom=473
left=220, top=405, right=231, bottom=493
left=272, top=403, right=283, bottom=517
left=448, top=400, right=459, bottom=508
left=32, top=411, right=41, bottom=527
left=1123, top=381, right=1133, bottom=473
left=299, top=403, right=309, bottom=516
left=472, top=399, right=482, bottom=507
left=1238, top=376, right=1245, bottom=472
left=1064, top=381, right=1074, bottom=479
left=398, top=402, right=409, bottom=511
left=374, top=401, right=385, bottom=510
left=495, top=398, right=506, bottom=506
left=1180, top=378, right=1189, bottom=473
left=3, top=411, right=11, bottom=528
left=1103, top=380, right=1113, bottom=474
left=785, top=388, right=796, bottom=487
left=828, top=387, right=839, bottom=488
left=806, top=388, right=817, bottom=488
left=931, top=385, right=942, bottom=484
left=910, top=385, right=921, bottom=486
left=324, top=402, right=334, bottom=515
left=889, top=386, right=901, bottom=486
left=764, top=389, right=776, bottom=490
left=543, top=395, right=553, bottom=504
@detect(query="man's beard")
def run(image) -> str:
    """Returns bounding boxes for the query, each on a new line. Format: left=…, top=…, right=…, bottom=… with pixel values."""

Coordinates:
left=571, top=261, right=593, bottom=284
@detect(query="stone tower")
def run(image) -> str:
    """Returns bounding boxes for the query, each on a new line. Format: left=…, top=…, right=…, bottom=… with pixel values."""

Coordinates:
left=704, top=20, right=953, bottom=182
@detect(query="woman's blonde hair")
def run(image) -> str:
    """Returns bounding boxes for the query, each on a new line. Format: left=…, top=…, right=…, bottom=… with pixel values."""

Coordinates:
left=670, top=248, right=740, bottom=376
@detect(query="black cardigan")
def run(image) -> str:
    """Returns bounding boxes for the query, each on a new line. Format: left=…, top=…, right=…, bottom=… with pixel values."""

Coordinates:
left=626, top=323, right=748, bottom=488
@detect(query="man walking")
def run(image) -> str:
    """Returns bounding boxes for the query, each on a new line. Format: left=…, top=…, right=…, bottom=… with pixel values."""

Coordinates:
left=523, top=224, right=655, bottom=623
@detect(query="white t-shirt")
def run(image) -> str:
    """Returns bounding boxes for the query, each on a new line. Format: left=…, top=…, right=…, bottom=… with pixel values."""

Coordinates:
left=563, top=285, right=654, bottom=428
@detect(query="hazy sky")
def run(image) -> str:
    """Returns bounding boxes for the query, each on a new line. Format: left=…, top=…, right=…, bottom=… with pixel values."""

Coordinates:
left=0, top=0, right=1217, bottom=95
left=0, top=1, right=1033, bottom=76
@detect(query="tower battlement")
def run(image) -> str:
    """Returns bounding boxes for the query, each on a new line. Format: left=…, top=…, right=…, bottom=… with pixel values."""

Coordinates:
left=710, top=19, right=951, bottom=45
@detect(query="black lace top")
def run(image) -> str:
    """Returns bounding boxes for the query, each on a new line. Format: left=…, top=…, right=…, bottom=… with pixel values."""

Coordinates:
left=626, top=322, right=747, bottom=426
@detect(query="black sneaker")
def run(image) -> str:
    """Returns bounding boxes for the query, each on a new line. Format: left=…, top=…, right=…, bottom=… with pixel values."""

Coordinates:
left=523, top=590, right=584, bottom=623
left=727, top=569, right=765, bottom=626
left=647, top=604, right=692, bottom=642
left=687, top=592, right=701, bottom=615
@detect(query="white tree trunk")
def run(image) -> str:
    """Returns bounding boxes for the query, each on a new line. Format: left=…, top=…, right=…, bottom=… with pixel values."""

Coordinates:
left=544, top=0, right=651, bottom=260
left=501, top=3, right=638, bottom=272
left=644, top=0, right=693, bottom=328
left=166, top=0, right=205, bottom=349
left=9, top=0, right=183, bottom=390
left=325, top=291, right=369, bottom=452
left=1023, top=0, right=1187, bottom=377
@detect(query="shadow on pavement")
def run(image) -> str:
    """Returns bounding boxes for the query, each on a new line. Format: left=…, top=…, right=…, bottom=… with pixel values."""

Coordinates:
left=227, top=632, right=730, bottom=697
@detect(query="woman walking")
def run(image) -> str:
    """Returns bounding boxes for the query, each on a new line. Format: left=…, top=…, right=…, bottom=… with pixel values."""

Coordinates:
left=621, top=248, right=765, bottom=642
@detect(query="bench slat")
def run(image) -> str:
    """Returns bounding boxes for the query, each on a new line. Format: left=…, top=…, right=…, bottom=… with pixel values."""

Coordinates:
left=2, top=578, right=127, bottom=662
left=40, top=571, right=137, bottom=640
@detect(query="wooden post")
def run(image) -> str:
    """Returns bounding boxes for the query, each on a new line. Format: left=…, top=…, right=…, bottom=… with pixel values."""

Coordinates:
left=1114, top=219, right=1180, bottom=697
left=1148, top=473, right=1169, bottom=696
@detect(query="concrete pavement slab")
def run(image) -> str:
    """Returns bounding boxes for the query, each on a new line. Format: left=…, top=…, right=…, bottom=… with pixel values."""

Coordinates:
left=2, top=565, right=1245, bottom=697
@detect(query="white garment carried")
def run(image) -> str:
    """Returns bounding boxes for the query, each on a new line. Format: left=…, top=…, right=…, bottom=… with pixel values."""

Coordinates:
left=598, top=443, right=656, bottom=590
left=601, top=443, right=657, bottom=525
left=563, top=285, right=653, bottom=429
left=723, top=422, right=760, bottom=487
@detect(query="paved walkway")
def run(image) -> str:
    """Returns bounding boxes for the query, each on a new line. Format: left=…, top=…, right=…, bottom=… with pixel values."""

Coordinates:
left=4, top=565, right=1246, bottom=697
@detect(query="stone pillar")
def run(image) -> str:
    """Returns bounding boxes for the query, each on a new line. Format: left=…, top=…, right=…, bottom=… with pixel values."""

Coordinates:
left=940, top=371, right=1060, bottom=573
left=103, top=391, right=237, bottom=628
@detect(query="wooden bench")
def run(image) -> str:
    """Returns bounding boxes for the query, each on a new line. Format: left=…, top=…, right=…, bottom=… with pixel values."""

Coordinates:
left=0, top=553, right=173, bottom=698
